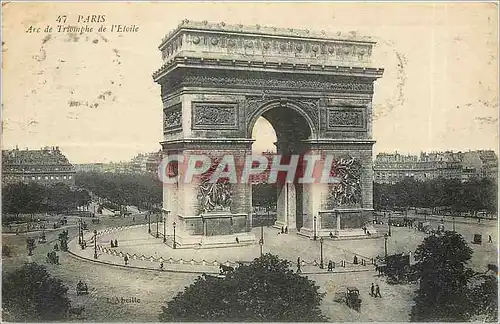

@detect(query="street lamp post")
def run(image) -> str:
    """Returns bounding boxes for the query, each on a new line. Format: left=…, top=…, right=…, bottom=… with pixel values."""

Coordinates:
left=163, top=213, right=167, bottom=243
left=156, top=213, right=159, bottom=238
left=388, top=215, right=392, bottom=236
left=259, top=218, right=264, bottom=257
left=384, top=234, right=388, bottom=257
left=319, top=237, right=324, bottom=269
left=148, top=212, right=151, bottom=234
left=173, top=222, right=177, bottom=249
left=78, top=219, right=82, bottom=245
left=93, top=230, right=98, bottom=259
left=313, top=215, right=317, bottom=241
left=452, top=216, right=456, bottom=232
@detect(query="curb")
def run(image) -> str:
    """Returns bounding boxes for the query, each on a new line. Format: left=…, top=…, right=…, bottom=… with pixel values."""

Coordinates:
left=68, top=224, right=377, bottom=275
left=67, top=249, right=374, bottom=276
left=67, top=249, right=219, bottom=275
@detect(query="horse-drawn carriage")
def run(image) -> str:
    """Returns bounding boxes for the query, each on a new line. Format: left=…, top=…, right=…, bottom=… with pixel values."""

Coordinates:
left=46, top=251, right=59, bottom=264
left=38, top=232, right=47, bottom=244
left=76, top=281, right=89, bottom=295
left=345, top=287, right=361, bottom=312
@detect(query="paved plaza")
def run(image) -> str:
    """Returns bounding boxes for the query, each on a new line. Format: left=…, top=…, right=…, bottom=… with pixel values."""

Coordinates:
left=3, top=213, right=497, bottom=322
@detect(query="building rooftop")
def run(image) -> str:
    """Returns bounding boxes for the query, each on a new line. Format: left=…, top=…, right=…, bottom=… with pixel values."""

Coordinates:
left=2, top=147, right=72, bottom=166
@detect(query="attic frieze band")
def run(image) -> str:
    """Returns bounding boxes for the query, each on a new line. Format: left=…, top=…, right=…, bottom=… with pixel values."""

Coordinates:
left=152, top=56, right=384, bottom=81
left=159, top=31, right=374, bottom=65
left=158, top=71, right=376, bottom=96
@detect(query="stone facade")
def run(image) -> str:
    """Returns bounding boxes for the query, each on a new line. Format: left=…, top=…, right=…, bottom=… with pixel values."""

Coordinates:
left=2, top=147, right=75, bottom=185
left=374, top=150, right=498, bottom=184
left=153, top=21, right=384, bottom=245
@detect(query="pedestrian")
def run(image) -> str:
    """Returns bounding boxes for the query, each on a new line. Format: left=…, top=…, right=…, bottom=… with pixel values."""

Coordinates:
left=363, top=227, right=367, bottom=234
left=371, top=283, right=375, bottom=297
left=281, top=226, right=284, bottom=234
left=375, top=284, right=382, bottom=298
left=111, top=240, right=115, bottom=248
left=159, top=262, right=164, bottom=270
left=114, top=239, right=118, bottom=247
left=133, top=216, right=135, bottom=222
left=329, top=232, right=334, bottom=239
left=297, top=257, right=302, bottom=273
left=124, top=255, right=129, bottom=265
left=235, top=237, right=240, bottom=244
left=488, top=235, right=493, bottom=243
left=284, top=226, right=288, bottom=234
left=353, top=255, right=358, bottom=265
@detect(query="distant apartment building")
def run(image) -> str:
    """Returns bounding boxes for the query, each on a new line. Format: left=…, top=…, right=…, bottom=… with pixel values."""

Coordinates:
left=129, top=151, right=162, bottom=174
left=73, top=151, right=162, bottom=175
left=74, top=163, right=107, bottom=173
left=374, top=150, right=498, bottom=184
left=2, top=146, right=76, bottom=185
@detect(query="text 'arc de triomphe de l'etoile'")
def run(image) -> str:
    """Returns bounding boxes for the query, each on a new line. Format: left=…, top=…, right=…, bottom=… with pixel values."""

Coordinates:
left=153, top=20, right=384, bottom=248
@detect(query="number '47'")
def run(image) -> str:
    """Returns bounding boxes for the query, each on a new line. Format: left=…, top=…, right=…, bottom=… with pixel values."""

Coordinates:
left=56, top=15, right=67, bottom=23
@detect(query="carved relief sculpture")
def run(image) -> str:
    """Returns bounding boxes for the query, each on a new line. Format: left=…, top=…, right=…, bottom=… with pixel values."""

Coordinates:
left=192, top=102, right=238, bottom=129
left=327, top=108, right=366, bottom=130
left=197, top=159, right=232, bottom=213
left=163, top=104, right=182, bottom=132
left=327, top=156, right=362, bottom=208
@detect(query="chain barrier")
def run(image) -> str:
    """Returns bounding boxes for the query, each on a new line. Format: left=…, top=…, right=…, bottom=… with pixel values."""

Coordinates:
left=84, top=224, right=375, bottom=270
left=95, top=244, right=373, bottom=269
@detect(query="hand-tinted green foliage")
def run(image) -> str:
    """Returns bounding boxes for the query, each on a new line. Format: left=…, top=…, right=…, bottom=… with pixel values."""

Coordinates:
left=159, top=254, right=327, bottom=322
left=2, top=263, right=71, bottom=321
left=411, top=231, right=497, bottom=322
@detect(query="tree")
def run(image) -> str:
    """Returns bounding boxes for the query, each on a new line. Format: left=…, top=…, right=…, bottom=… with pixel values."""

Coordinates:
left=411, top=231, right=475, bottom=321
left=2, top=263, right=71, bottom=321
left=159, top=254, right=327, bottom=322
left=467, top=273, right=498, bottom=322
left=252, top=183, right=277, bottom=209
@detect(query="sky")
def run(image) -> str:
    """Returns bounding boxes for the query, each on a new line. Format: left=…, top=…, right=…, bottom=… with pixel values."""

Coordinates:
left=1, top=2, right=498, bottom=163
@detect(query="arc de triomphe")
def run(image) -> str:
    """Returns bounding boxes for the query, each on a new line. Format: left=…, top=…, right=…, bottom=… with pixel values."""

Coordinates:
left=153, top=20, right=384, bottom=248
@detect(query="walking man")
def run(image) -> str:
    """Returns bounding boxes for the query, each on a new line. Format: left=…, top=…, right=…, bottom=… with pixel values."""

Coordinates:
left=488, top=235, right=493, bottom=243
left=371, top=283, right=375, bottom=297
left=297, top=257, right=302, bottom=274
left=124, top=255, right=129, bottom=265
left=375, top=284, right=382, bottom=298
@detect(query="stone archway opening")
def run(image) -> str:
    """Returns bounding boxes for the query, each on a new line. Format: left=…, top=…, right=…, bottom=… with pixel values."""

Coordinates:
left=250, top=101, right=315, bottom=232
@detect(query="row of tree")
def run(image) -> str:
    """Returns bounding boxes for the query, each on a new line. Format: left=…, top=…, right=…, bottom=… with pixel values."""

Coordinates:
left=374, top=177, right=497, bottom=214
left=2, top=182, right=91, bottom=219
left=75, top=171, right=162, bottom=210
